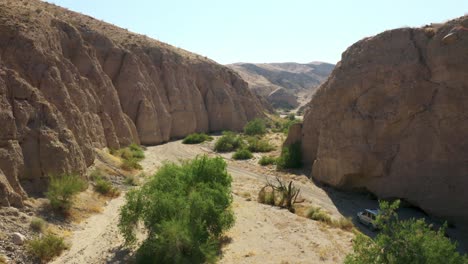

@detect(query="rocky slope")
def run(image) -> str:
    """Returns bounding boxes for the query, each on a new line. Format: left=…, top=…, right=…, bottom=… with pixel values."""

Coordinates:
left=288, top=16, right=468, bottom=224
left=0, top=0, right=264, bottom=206
left=228, top=62, right=334, bottom=109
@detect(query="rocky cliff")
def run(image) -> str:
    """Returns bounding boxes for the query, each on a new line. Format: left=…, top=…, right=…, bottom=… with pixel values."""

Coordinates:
left=0, top=0, right=264, bottom=206
left=291, top=16, right=468, bottom=224
left=228, top=62, right=334, bottom=109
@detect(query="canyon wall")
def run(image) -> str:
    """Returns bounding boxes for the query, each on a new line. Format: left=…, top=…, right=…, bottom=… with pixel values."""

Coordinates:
left=0, top=0, right=264, bottom=206
left=292, top=16, right=468, bottom=224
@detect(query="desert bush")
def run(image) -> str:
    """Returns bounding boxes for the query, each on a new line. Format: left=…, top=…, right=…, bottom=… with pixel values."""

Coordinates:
left=89, top=169, right=104, bottom=181
left=94, top=177, right=120, bottom=197
left=287, top=113, right=295, bottom=121
left=247, top=137, right=275, bottom=153
left=232, top=148, right=253, bottom=160
left=331, top=217, right=354, bottom=231
left=306, top=206, right=332, bottom=224
left=258, top=156, right=277, bottom=166
left=30, top=217, right=46, bottom=233
left=121, top=158, right=143, bottom=171
left=277, top=142, right=302, bottom=170
left=182, top=133, right=213, bottom=144
left=244, top=118, right=266, bottom=136
left=119, top=155, right=234, bottom=263
left=214, top=131, right=243, bottom=152
left=46, top=174, right=87, bottom=212
left=0, top=255, right=6, bottom=264
left=257, top=186, right=276, bottom=205
left=258, top=177, right=300, bottom=212
left=112, top=144, right=145, bottom=170
left=26, top=233, right=68, bottom=262
left=345, top=200, right=468, bottom=264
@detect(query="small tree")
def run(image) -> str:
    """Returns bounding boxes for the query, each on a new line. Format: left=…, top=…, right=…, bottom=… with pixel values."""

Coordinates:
left=119, top=155, right=234, bottom=263
left=345, top=200, right=468, bottom=264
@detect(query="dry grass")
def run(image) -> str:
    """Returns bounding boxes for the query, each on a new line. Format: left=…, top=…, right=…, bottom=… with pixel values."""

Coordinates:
left=68, top=190, right=107, bottom=223
left=0, top=254, right=6, bottom=264
left=26, top=233, right=68, bottom=262
left=331, top=217, right=354, bottom=231
left=306, top=206, right=332, bottom=224
left=30, top=217, right=47, bottom=233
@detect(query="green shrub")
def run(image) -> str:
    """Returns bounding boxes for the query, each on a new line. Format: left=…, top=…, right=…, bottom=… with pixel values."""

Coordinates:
left=277, top=142, right=302, bottom=170
left=244, top=118, right=266, bottom=136
left=89, top=169, right=104, bottom=181
left=306, top=206, right=332, bottom=224
left=182, top=133, right=213, bottom=144
left=26, top=233, right=68, bottom=262
left=232, top=148, right=253, bottom=160
left=214, top=131, right=243, bottom=152
left=94, top=177, right=120, bottom=197
left=345, top=200, right=468, bottom=264
left=119, top=155, right=234, bottom=263
left=247, top=137, right=275, bottom=152
left=112, top=144, right=145, bottom=171
left=30, top=217, right=46, bottom=233
left=258, top=156, right=277, bottom=166
left=46, top=174, right=87, bottom=212
left=121, top=158, right=143, bottom=171
left=287, top=113, right=296, bottom=121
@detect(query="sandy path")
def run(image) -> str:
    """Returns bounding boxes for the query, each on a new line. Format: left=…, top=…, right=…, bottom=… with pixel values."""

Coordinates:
left=52, top=140, right=356, bottom=263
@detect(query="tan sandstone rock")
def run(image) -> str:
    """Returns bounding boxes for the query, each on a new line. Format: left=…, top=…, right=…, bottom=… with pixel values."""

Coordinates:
left=0, top=0, right=264, bottom=206
left=296, top=16, right=468, bottom=225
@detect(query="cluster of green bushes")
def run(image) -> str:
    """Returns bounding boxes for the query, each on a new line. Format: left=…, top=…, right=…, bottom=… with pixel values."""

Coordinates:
left=277, top=142, right=302, bottom=170
left=46, top=174, right=87, bottom=213
left=182, top=133, right=213, bottom=144
left=345, top=200, right=468, bottom=263
left=111, top=143, right=145, bottom=171
left=270, top=114, right=301, bottom=134
left=119, top=155, right=234, bottom=263
left=90, top=169, right=120, bottom=197
left=214, top=131, right=243, bottom=152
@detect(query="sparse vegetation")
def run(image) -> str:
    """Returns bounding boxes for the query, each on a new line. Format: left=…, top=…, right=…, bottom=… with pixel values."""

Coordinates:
left=214, top=131, right=243, bottom=152
left=26, top=233, right=68, bottom=262
left=258, top=156, right=277, bottom=166
left=30, top=217, right=47, bottom=233
left=182, top=133, right=213, bottom=144
left=306, top=206, right=332, bottom=224
left=93, top=177, right=120, bottom=197
left=232, top=148, right=253, bottom=160
left=276, top=142, right=302, bottom=170
left=345, top=200, right=468, bottom=264
left=111, top=144, right=145, bottom=171
left=331, top=217, right=354, bottom=231
left=46, top=174, right=87, bottom=213
left=124, top=174, right=140, bottom=186
left=244, top=118, right=266, bottom=136
left=119, top=156, right=234, bottom=263
left=258, top=177, right=300, bottom=212
left=246, top=137, right=275, bottom=152
left=270, top=115, right=301, bottom=134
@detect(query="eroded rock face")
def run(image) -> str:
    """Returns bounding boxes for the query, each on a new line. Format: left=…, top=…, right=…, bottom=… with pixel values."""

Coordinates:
left=0, top=0, right=263, bottom=206
left=298, top=16, right=468, bottom=224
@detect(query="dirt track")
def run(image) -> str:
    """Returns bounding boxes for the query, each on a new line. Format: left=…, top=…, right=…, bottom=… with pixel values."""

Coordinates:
left=51, top=139, right=468, bottom=263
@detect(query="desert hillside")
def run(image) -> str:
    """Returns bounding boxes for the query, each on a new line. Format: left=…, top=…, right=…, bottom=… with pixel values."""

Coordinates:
left=228, top=62, right=334, bottom=109
left=286, top=16, right=468, bottom=225
left=0, top=0, right=264, bottom=207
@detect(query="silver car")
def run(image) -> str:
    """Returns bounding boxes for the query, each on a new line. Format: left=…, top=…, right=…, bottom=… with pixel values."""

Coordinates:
left=357, top=209, right=379, bottom=230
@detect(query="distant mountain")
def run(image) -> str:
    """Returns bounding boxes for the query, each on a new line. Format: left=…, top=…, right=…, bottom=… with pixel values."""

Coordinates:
left=227, top=62, right=334, bottom=109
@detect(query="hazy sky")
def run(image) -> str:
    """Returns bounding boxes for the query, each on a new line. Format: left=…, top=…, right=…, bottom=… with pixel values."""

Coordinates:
left=46, top=0, right=467, bottom=64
